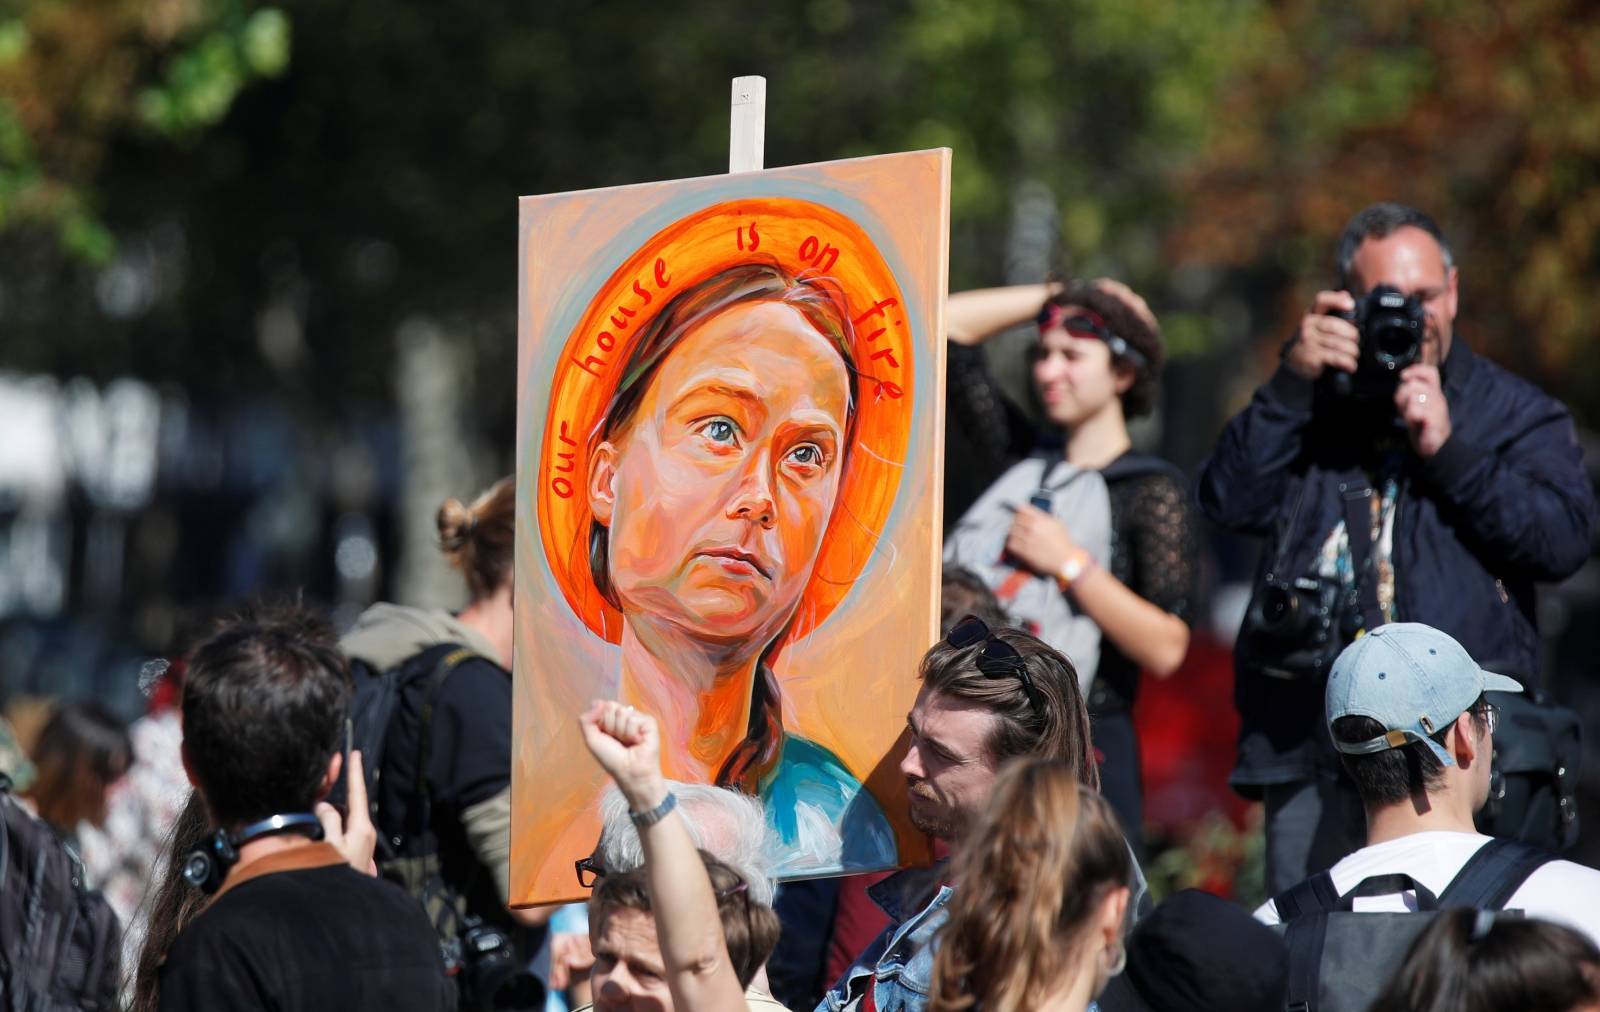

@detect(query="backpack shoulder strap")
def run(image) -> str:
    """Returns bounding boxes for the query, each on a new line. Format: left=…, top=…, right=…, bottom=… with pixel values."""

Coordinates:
left=1272, top=871, right=1342, bottom=921
left=1281, top=911, right=1330, bottom=1012
left=1439, top=837, right=1554, bottom=910
left=411, top=644, right=484, bottom=806
left=1100, top=452, right=1182, bottom=484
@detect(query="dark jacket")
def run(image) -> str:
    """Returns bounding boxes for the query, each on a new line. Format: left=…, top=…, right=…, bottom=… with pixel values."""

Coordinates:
left=1198, top=341, right=1595, bottom=791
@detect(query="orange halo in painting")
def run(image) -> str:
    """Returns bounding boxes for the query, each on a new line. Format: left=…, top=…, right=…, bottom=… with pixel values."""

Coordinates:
left=535, top=197, right=914, bottom=646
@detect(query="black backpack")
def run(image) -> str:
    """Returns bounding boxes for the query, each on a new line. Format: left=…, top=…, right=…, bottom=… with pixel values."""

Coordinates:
left=1271, top=837, right=1553, bottom=1012
left=338, top=642, right=479, bottom=866
left=1475, top=687, right=1582, bottom=850
left=0, top=785, right=120, bottom=1011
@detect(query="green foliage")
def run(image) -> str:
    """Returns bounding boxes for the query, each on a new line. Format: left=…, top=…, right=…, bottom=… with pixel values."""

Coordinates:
left=3, top=0, right=1595, bottom=425
left=1174, top=0, right=1600, bottom=420
left=0, top=0, right=291, bottom=260
left=139, top=7, right=290, bottom=135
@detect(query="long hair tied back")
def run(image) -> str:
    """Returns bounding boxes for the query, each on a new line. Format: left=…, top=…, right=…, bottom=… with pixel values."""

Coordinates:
left=929, top=759, right=1130, bottom=1012
left=438, top=476, right=515, bottom=602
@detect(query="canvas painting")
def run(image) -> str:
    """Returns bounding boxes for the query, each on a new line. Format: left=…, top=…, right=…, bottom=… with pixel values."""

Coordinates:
left=512, top=149, right=950, bottom=905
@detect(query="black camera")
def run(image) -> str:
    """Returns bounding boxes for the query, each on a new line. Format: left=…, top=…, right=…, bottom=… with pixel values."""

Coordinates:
left=448, top=916, right=545, bottom=1011
left=1239, top=573, right=1358, bottom=681
left=1328, top=284, right=1426, bottom=398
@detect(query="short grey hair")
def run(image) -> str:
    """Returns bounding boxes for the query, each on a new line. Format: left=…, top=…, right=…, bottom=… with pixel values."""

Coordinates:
left=1335, top=202, right=1454, bottom=289
left=598, top=781, right=778, bottom=906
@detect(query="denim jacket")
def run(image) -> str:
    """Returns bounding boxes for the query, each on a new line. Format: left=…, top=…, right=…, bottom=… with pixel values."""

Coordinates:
left=815, top=845, right=1147, bottom=1012
left=815, top=862, right=950, bottom=1012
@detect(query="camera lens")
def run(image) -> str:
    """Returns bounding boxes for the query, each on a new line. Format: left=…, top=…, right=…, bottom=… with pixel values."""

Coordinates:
left=1260, top=584, right=1298, bottom=634
left=1369, top=317, right=1420, bottom=369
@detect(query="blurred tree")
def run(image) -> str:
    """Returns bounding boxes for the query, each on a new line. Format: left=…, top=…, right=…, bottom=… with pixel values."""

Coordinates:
left=13, top=0, right=1589, bottom=434
left=0, top=0, right=1261, bottom=432
left=0, top=0, right=288, bottom=262
left=1171, top=0, right=1600, bottom=424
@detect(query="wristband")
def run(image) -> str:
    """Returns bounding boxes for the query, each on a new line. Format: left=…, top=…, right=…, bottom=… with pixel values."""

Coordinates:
left=1055, top=551, right=1096, bottom=592
left=628, top=791, right=677, bottom=829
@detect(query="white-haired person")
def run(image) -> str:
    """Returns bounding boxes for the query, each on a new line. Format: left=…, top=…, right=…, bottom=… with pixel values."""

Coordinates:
left=578, top=700, right=771, bottom=1012
left=586, top=781, right=778, bottom=907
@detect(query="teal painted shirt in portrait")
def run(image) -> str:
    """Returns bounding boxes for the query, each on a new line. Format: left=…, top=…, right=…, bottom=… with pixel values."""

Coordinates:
left=760, top=733, right=898, bottom=876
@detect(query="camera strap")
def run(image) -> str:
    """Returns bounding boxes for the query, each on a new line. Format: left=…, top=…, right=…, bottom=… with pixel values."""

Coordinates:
left=1341, top=477, right=1384, bottom=633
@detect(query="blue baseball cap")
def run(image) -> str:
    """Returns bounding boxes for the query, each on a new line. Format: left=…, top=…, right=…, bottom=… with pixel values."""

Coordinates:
left=1325, top=623, right=1522, bottom=766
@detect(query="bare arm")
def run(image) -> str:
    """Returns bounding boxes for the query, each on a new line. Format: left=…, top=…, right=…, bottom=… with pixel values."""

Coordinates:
left=1005, top=472, right=1197, bottom=678
left=946, top=283, right=1058, bottom=345
left=1067, top=568, right=1190, bottom=678
left=579, top=701, right=745, bottom=1012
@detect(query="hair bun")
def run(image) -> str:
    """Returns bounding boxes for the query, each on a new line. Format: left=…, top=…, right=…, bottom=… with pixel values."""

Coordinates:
left=437, top=498, right=474, bottom=554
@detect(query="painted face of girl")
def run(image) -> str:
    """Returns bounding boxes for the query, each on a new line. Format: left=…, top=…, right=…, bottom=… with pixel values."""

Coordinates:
left=589, top=300, right=851, bottom=650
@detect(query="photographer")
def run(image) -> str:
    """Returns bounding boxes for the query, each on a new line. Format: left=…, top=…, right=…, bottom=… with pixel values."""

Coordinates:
left=1198, top=202, right=1595, bottom=894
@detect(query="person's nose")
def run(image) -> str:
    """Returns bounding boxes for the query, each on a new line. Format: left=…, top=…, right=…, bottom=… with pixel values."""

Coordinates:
left=1033, top=349, right=1068, bottom=384
left=900, top=740, right=924, bottom=782
left=725, top=453, right=776, bottom=529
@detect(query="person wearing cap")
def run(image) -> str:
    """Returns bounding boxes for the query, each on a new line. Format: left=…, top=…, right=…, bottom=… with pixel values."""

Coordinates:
left=1253, top=622, right=1600, bottom=945
left=1199, top=203, right=1596, bottom=894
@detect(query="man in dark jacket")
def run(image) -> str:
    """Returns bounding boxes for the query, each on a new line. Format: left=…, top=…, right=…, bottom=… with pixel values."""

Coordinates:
left=1198, top=202, right=1595, bottom=894
left=159, top=607, right=453, bottom=1012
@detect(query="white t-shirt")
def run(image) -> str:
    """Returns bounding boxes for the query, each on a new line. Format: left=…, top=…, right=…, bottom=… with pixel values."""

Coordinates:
left=1255, top=831, right=1600, bottom=946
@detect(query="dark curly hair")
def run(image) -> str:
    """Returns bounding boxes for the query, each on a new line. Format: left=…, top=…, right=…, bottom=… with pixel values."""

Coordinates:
left=1037, top=282, right=1165, bottom=418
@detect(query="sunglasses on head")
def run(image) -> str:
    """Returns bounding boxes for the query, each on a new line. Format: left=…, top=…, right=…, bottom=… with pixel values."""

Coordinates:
left=1033, top=307, right=1149, bottom=370
left=945, top=615, right=1043, bottom=715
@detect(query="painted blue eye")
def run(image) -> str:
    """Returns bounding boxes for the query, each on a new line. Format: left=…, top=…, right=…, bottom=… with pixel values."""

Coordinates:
left=703, top=419, right=737, bottom=443
left=789, top=444, right=822, bottom=466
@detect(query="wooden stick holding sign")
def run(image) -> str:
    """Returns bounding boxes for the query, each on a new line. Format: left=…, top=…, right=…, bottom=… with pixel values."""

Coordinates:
left=729, top=75, right=766, bottom=173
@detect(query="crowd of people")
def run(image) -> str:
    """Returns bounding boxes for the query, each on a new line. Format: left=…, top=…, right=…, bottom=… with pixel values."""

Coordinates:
left=2, top=200, right=1599, bottom=1011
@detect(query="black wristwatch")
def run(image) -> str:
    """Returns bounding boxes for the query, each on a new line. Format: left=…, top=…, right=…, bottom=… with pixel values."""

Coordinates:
left=628, top=792, right=678, bottom=829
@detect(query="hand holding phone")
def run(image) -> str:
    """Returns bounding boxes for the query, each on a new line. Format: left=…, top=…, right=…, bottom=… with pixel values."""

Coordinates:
left=316, top=720, right=378, bottom=875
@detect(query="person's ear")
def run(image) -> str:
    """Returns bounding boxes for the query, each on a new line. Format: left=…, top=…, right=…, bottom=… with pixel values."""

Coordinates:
left=589, top=441, right=619, bottom=526
left=1451, top=709, right=1482, bottom=768
left=1098, top=885, right=1131, bottom=946
left=1112, top=362, right=1136, bottom=396
left=318, top=752, right=342, bottom=802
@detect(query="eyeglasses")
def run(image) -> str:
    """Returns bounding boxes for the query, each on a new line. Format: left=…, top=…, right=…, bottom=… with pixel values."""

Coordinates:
left=945, top=615, right=1043, bottom=715
left=1475, top=701, right=1500, bottom=736
left=575, top=855, right=606, bottom=889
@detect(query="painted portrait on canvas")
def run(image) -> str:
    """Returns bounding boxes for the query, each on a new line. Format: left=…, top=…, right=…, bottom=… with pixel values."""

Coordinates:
left=514, top=150, right=949, bottom=904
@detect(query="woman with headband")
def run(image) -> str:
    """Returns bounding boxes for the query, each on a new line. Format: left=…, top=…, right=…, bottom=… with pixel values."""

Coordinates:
left=942, top=279, right=1196, bottom=858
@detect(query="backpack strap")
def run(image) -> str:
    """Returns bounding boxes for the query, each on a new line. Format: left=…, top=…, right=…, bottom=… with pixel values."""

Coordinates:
left=1099, top=452, right=1183, bottom=484
left=1340, top=475, right=1384, bottom=633
left=410, top=644, right=483, bottom=830
left=1336, top=874, right=1439, bottom=911
left=1281, top=910, right=1329, bottom=1012
left=1438, top=837, right=1554, bottom=910
left=1271, top=871, right=1342, bottom=921
left=403, top=643, right=485, bottom=942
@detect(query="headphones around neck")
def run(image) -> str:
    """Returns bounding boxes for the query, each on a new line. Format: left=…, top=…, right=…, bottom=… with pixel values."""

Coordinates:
left=181, top=812, right=325, bottom=895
